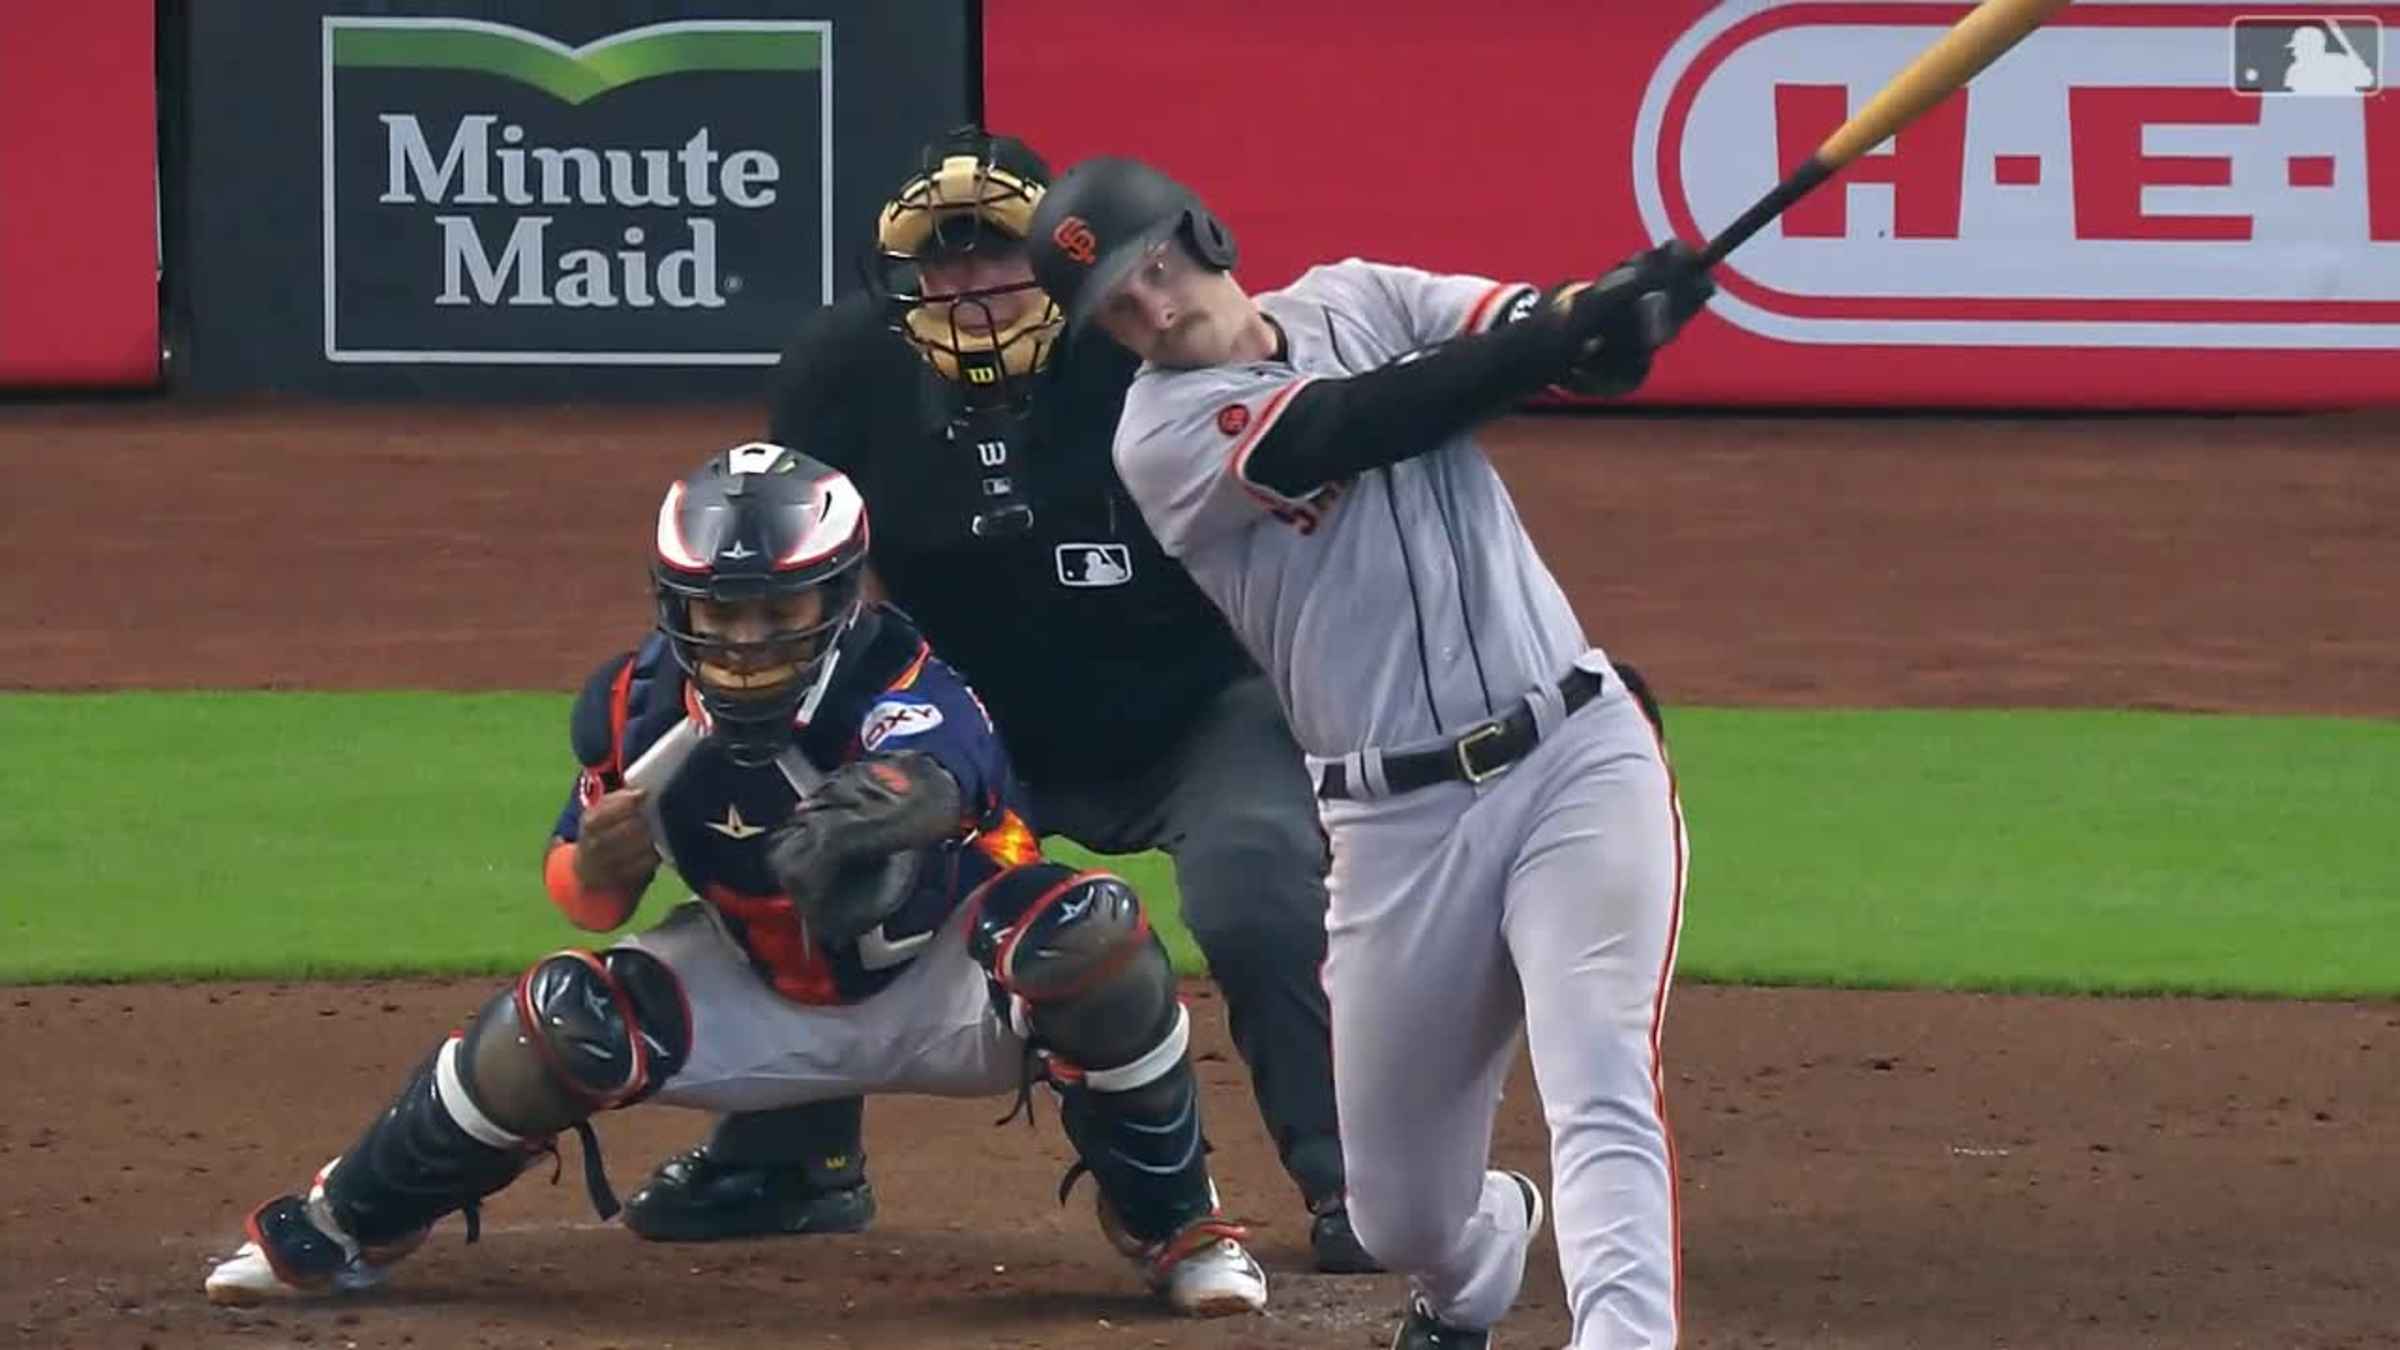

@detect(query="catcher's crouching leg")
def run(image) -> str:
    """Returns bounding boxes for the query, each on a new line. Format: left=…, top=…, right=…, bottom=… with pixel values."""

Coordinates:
left=969, top=863, right=1267, bottom=1317
left=204, top=949, right=691, bottom=1304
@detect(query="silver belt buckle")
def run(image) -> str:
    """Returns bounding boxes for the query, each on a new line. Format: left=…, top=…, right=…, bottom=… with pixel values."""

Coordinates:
left=1454, top=720, right=1510, bottom=784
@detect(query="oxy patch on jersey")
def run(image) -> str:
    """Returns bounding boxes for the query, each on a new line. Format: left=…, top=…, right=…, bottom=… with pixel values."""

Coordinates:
left=860, top=697, right=945, bottom=751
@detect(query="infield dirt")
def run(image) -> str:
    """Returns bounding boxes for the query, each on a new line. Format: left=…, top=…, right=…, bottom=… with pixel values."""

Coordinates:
left=3, top=402, right=2393, bottom=1349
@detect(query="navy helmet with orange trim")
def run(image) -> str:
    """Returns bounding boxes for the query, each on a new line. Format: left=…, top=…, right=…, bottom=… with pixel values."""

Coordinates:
left=651, top=443, right=870, bottom=765
left=869, top=126, right=1064, bottom=404
left=1026, top=155, right=1238, bottom=331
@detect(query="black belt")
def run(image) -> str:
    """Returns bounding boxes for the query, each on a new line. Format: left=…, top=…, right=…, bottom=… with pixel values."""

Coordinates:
left=1316, top=666, right=1607, bottom=801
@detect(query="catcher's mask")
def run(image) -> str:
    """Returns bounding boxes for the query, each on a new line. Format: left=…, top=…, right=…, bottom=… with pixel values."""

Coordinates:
left=652, top=443, right=870, bottom=766
left=869, top=127, right=1062, bottom=405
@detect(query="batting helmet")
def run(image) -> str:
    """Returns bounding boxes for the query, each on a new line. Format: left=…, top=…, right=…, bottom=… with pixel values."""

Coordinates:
left=870, top=127, right=1063, bottom=400
left=652, top=443, right=870, bottom=765
left=1026, top=156, right=1238, bottom=330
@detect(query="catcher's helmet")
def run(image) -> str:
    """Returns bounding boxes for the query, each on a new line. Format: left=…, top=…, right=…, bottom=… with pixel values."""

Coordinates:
left=870, top=127, right=1063, bottom=401
left=652, top=443, right=870, bottom=766
left=1026, top=156, right=1238, bottom=330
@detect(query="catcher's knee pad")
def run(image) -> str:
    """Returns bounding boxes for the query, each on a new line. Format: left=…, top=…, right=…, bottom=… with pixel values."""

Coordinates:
left=452, top=948, right=693, bottom=1141
left=969, top=863, right=1182, bottom=1085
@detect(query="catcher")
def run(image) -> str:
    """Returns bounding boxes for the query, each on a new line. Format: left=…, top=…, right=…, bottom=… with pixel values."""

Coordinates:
left=201, top=443, right=1269, bottom=1318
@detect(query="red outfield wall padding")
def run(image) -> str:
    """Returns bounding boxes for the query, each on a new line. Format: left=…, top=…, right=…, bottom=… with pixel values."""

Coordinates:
left=986, top=1, right=2399, bottom=410
left=0, top=0, right=159, bottom=389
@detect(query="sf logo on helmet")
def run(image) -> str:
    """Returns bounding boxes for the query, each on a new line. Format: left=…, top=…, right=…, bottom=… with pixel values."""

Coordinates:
left=1051, top=215, right=1098, bottom=266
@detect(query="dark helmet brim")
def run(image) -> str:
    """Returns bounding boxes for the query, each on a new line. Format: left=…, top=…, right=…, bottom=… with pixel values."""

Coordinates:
left=1057, top=216, right=1183, bottom=332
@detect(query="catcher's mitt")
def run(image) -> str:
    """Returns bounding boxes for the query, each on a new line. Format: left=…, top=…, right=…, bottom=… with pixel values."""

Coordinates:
left=767, top=752, right=964, bottom=943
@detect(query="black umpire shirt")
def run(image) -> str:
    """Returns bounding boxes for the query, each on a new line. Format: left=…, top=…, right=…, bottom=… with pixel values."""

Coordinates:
left=766, top=293, right=1254, bottom=789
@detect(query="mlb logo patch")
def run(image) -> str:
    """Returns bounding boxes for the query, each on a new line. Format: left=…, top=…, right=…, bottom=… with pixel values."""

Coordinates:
left=1055, top=543, right=1133, bottom=588
left=2230, top=16, right=2381, bottom=95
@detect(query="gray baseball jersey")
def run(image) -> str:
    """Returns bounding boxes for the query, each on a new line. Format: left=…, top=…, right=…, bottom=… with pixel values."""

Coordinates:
left=1113, top=258, right=1688, bottom=1348
left=1115, top=260, right=1588, bottom=758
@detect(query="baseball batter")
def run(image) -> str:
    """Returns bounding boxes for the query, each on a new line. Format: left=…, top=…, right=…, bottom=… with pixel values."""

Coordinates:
left=1028, top=160, right=1712, bottom=1348
left=200, top=444, right=1268, bottom=1319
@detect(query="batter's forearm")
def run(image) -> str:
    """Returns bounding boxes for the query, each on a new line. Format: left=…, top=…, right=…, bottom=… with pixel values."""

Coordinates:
left=1243, top=296, right=1586, bottom=496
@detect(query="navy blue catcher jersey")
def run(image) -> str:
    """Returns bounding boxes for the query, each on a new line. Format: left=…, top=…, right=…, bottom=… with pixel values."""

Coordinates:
left=550, top=606, right=1041, bottom=1005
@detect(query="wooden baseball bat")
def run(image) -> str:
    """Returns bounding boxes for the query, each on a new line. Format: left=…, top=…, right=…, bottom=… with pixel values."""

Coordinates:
left=1697, top=0, right=2075, bottom=268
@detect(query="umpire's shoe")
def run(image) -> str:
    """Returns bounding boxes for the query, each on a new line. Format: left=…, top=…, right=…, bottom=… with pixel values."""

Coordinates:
left=1309, top=1195, right=1385, bottom=1274
left=621, top=1148, right=876, bottom=1242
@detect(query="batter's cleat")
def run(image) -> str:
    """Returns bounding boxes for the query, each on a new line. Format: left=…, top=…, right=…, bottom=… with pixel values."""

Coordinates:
left=1503, top=1169, right=1545, bottom=1240
left=1391, top=1292, right=1493, bottom=1349
left=620, top=1149, right=876, bottom=1242
left=1385, top=1173, right=1543, bottom=1348
left=1309, top=1196, right=1384, bottom=1274
left=203, top=1163, right=426, bottom=1306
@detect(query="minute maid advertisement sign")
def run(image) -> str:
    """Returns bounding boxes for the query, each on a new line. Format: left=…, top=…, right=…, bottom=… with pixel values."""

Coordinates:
left=322, top=17, right=829, bottom=364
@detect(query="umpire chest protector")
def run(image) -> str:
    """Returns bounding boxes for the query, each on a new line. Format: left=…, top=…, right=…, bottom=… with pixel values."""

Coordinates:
left=770, top=297, right=1252, bottom=786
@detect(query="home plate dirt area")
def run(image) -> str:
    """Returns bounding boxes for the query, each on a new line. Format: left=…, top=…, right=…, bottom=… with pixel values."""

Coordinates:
left=3, top=402, right=2394, bottom=1349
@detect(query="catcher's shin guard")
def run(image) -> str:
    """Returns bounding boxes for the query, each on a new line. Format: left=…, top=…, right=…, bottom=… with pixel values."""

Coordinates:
left=1056, top=1040, right=1217, bottom=1245
left=970, top=864, right=1220, bottom=1244
left=321, top=947, right=691, bottom=1246
left=312, top=1041, right=529, bottom=1248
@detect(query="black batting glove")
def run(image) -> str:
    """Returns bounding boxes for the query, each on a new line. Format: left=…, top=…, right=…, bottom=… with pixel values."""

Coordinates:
left=1555, top=241, right=1715, bottom=397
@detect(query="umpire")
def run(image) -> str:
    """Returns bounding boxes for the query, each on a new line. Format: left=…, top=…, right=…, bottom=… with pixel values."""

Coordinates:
left=621, top=127, right=1376, bottom=1274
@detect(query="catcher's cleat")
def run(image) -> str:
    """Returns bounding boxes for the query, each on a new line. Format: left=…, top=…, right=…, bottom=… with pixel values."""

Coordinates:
left=1148, top=1220, right=1270, bottom=1318
left=1097, top=1197, right=1267, bottom=1317
left=620, top=1148, right=876, bottom=1242
left=1309, top=1196, right=1384, bottom=1274
left=204, top=1161, right=426, bottom=1306
left=1385, top=1172, right=1543, bottom=1349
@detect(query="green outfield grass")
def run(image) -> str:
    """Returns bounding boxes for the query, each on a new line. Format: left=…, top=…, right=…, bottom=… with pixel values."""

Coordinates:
left=2, top=693, right=2392, bottom=997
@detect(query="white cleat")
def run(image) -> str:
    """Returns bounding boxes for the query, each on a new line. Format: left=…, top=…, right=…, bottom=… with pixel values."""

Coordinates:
left=203, top=1240, right=292, bottom=1306
left=203, top=1160, right=421, bottom=1306
left=1097, top=1193, right=1269, bottom=1318
left=1502, top=1169, right=1545, bottom=1240
left=202, top=1236, right=394, bottom=1306
left=1153, top=1229, right=1270, bottom=1318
